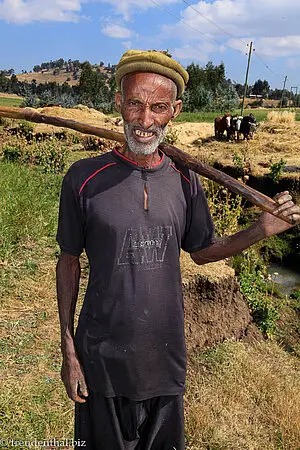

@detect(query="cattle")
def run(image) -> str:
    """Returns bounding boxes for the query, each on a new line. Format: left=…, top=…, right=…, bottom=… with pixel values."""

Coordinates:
left=214, top=114, right=231, bottom=139
left=228, top=115, right=243, bottom=140
left=238, top=114, right=257, bottom=140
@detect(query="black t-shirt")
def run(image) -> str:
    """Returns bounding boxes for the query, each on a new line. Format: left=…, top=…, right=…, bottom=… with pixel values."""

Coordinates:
left=57, top=148, right=214, bottom=400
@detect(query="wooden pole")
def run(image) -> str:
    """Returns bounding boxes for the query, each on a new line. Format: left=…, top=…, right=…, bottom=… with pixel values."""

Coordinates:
left=0, top=106, right=295, bottom=225
left=241, top=41, right=253, bottom=116
left=280, top=76, right=288, bottom=109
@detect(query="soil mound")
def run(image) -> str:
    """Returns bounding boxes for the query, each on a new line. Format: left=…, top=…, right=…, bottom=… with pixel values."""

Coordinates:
left=181, top=259, right=262, bottom=350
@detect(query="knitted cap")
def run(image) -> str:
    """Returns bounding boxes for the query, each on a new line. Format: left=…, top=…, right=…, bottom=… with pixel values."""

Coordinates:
left=116, top=50, right=189, bottom=97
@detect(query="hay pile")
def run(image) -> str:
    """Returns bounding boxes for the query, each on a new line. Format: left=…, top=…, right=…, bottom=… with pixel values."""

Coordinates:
left=31, top=106, right=119, bottom=134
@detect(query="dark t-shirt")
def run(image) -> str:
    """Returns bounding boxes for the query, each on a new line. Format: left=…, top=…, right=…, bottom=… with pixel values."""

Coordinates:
left=57, top=148, right=214, bottom=400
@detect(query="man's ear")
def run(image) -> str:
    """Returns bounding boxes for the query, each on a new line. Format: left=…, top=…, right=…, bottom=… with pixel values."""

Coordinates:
left=115, top=91, right=122, bottom=113
left=172, top=99, right=182, bottom=119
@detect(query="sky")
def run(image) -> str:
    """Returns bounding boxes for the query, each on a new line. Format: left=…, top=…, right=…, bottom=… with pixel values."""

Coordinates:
left=0, top=0, right=300, bottom=90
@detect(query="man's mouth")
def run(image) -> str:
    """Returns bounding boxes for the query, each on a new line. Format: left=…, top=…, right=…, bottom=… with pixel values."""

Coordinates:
left=134, top=129, right=156, bottom=138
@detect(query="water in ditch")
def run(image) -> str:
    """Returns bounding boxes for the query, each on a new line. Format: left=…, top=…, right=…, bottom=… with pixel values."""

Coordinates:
left=268, top=262, right=300, bottom=295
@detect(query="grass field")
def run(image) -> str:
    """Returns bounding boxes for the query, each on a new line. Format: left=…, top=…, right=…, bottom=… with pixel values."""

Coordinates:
left=0, top=155, right=300, bottom=448
left=0, top=96, right=23, bottom=108
left=175, top=108, right=300, bottom=123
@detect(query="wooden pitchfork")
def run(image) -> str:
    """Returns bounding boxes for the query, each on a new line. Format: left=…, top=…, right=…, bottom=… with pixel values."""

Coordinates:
left=0, top=105, right=295, bottom=225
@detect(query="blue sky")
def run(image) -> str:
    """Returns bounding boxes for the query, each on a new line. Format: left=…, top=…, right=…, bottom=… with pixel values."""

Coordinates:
left=1, top=0, right=300, bottom=89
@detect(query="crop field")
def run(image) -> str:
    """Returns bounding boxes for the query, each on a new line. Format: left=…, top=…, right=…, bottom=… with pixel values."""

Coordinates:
left=175, top=108, right=300, bottom=123
left=1, top=109, right=300, bottom=449
left=0, top=96, right=23, bottom=108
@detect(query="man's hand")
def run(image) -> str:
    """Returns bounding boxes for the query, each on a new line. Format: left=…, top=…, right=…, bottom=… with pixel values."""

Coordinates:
left=61, top=354, right=89, bottom=403
left=256, top=191, right=300, bottom=238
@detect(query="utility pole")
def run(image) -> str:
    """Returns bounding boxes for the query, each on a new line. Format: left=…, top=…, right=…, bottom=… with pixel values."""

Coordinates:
left=291, top=86, right=298, bottom=107
left=280, top=75, right=287, bottom=108
left=241, top=41, right=253, bottom=116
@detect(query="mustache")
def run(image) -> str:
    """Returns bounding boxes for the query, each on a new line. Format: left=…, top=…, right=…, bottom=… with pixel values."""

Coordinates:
left=124, top=122, right=167, bottom=135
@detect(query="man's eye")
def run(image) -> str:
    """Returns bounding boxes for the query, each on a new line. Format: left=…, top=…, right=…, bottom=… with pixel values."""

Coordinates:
left=152, top=104, right=168, bottom=113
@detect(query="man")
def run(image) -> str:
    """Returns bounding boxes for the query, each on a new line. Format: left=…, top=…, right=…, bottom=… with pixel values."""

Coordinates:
left=56, top=50, right=300, bottom=450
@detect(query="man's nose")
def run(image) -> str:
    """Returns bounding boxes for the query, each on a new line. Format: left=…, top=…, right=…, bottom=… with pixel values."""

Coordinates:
left=138, top=106, right=154, bottom=129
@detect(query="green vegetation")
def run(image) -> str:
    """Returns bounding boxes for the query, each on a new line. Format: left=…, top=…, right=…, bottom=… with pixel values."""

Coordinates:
left=2, top=136, right=70, bottom=173
left=0, top=161, right=62, bottom=261
left=163, top=126, right=179, bottom=145
left=1, top=124, right=300, bottom=446
left=0, top=96, right=23, bottom=107
left=267, top=158, right=287, bottom=183
left=175, top=108, right=300, bottom=123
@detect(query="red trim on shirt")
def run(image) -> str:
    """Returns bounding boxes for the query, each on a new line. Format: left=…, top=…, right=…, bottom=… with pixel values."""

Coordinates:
left=169, top=164, right=191, bottom=184
left=113, top=148, right=164, bottom=167
left=113, top=148, right=138, bottom=165
left=79, top=162, right=117, bottom=195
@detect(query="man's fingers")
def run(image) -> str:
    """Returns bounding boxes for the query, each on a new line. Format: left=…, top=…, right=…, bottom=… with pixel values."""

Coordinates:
left=280, top=205, right=300, bottom=217
left=78, top=376, right=89, bottom=398
left=291, top=213, right=300, bottom=223
left=273, top=200, right=295, bottom=215
left=274, top=194, right=293, bottom=206
left=75, top=394, right=87, bottom=404
left=273, top=191, right=290, bottom=203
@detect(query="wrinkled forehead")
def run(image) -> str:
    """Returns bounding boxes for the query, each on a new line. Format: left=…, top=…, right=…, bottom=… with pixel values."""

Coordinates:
left=121, top=72, right=177, bottom=101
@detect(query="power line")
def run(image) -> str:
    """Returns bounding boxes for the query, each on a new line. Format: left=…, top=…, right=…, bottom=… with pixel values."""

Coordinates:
left=149, top=0, right=223, bottom=46
left=150, top=0, right=297, bottom=87
left=181, top=0, right=248, bottom=46
left=181, top=0, right=287, bottom=81
left=252, top=51, right=282, bottom=79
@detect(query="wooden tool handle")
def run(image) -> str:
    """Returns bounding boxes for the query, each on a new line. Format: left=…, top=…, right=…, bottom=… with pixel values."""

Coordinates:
left=0, top=106, right=294, bottom=225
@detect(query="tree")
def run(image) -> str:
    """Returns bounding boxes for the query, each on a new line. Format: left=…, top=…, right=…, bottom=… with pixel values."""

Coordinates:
left=251, top=79, right=270, bottom=97
left=184, top=60, right=236, bottom=112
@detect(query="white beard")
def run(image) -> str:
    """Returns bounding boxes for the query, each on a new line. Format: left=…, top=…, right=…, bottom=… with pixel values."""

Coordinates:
left=123, top=122, right=168, bottom=155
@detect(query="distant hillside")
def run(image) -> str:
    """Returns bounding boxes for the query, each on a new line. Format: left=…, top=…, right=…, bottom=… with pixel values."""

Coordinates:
left=16, top=69, right=79, bottom=86
left=15, top=61, right=116, bottom=86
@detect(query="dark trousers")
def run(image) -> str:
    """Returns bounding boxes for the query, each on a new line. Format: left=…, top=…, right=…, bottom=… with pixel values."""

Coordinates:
left=74, top=392, right=185, bottom=450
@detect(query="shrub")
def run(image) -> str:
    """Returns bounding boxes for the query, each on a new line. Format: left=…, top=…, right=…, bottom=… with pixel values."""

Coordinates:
left=290, top=290, right=300, bottom=300
left=239, top=268, right=280, bottom=336
left=201, top=178, right=243, bottom=236
left=163, top=127, right=179, bottom=145
left=267, top=158, right=286, bottom=183
left=2, top=136, right=69, bottom=173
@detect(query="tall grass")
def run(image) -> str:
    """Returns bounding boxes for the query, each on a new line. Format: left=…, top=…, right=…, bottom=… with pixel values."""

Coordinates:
left=0, top=162, right=62, bottom=261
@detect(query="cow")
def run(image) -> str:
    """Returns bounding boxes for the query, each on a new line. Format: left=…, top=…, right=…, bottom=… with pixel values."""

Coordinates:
left=238, top=114, right=257, bottom=140
left=214, top=114, right=231, bottom=139
left=228, top=115, right=243, bottom=140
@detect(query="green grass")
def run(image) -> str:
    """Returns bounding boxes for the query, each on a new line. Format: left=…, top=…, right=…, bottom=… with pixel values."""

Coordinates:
left=0, top=154, right=300, bottom=447
left=175, top=108, right=300, bottom=123
left=0, top=96, right=23, bottom=108
left=0, top=161, right=62, bottom=261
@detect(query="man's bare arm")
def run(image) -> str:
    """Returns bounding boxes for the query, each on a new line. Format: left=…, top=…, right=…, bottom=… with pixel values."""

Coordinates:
left=191, top=191, right=300, bottom=266
left=56, top=251, right=88, bottom=403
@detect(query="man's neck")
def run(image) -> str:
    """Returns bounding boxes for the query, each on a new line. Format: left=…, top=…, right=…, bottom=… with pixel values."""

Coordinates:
left=118, top=145, right=162, bottom=169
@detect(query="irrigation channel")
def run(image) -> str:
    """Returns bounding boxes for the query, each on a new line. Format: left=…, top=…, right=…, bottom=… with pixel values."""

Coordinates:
left=268, top=263, right=300, bottom=295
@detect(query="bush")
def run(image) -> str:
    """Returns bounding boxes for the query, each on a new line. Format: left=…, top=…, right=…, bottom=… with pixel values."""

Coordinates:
left=163, top=127, right=179, bottom=145
left=267, top=158, right=286, bottom=183
left=239, top=268, right=280, bottom=336
left=201, top=178, right=243, bottom=236
left=2, top=136, right=69, bottom=173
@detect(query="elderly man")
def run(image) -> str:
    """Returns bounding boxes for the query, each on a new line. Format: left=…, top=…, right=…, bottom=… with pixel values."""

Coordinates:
left=56, top=50, right=300, bottom=450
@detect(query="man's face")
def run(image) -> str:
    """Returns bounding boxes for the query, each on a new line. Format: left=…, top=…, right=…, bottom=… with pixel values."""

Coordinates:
left=116, top=73, right=182, bottom=155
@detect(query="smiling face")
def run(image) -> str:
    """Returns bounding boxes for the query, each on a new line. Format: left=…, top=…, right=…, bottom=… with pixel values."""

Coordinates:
left=116, top=72, right=182, bottom=155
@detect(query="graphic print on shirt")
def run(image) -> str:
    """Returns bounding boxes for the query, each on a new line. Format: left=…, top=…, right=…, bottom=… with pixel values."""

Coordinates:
left=118, top=226, right=173, bottom=269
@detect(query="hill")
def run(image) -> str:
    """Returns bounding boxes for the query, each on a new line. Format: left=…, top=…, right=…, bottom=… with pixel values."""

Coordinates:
left=16, top=64, right=115, bottom=86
